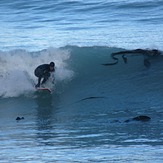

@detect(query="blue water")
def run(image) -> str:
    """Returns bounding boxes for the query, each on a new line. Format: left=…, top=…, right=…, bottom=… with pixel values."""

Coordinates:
left=1, top=0, right=163, bottom=50
left=0, top=0, right=163, bottom=162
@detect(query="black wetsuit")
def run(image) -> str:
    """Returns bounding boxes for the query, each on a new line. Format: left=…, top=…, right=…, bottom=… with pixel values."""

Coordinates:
left=34, top=64, right=55, bottom=87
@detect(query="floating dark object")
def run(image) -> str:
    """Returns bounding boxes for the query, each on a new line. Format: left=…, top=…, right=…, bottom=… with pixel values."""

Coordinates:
left=16, top=117, right=24, bottom=121
left=111, top=115, right=151, bottom=123
left=124, top=115, right=151, bottom=123
left=81, top=96, right=105, bottom=101
left=102, top=49, right=161, bottom=67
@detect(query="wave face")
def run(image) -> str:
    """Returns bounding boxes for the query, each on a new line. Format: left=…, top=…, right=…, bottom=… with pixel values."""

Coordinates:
left=60, top=46, right=163, bottom=109
left=1, top=46, right=163, bottom=108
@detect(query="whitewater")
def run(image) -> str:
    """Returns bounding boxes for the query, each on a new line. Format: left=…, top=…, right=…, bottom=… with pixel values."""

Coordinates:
left=0, top=0, right=163, bottom=162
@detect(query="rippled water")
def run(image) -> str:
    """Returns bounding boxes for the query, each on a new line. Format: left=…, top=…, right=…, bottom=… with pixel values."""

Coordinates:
left=0, top=0, right=163, bottom=50
left=0, top=89, right=163, bottom=162
left=1, top=0, right=163, bottom=162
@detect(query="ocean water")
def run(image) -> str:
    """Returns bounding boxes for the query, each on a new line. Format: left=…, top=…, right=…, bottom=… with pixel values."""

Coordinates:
left=0, top=0, right=163, bottom=162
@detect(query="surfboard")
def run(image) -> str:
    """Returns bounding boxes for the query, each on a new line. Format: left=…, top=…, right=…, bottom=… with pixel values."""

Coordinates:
left=36, top=87, right=52, bottom=93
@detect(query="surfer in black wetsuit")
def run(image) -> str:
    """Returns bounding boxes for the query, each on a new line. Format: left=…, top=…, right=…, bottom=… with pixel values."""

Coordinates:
left=34, top=62, right=55, bottom=88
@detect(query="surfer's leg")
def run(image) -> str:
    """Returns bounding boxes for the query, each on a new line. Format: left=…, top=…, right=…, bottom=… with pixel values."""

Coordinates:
left=41, top=72, right=50, bottom=84
left=35, top=77, right=41, bottom=88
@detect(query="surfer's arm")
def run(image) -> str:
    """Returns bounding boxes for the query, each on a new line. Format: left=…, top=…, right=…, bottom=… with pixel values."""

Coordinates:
left=43, top=69, right=49, bottom=74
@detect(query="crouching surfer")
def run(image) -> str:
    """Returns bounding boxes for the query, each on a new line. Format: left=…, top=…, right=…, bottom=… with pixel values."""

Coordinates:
left=34, top=62, right=55, bottom=88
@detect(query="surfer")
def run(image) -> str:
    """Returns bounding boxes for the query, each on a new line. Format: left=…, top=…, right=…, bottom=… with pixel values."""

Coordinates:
left=34, top=62, right=55, bottom=88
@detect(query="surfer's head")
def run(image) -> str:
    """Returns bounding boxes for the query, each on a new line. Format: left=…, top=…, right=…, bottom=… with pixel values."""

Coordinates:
left=49, top=62, right=55, bottom=71
left=50, top=62, right=55, bottom=67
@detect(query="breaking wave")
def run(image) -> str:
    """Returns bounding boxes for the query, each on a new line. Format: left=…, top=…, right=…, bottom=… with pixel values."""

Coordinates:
left=0, top=45, right=163, bottom=100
